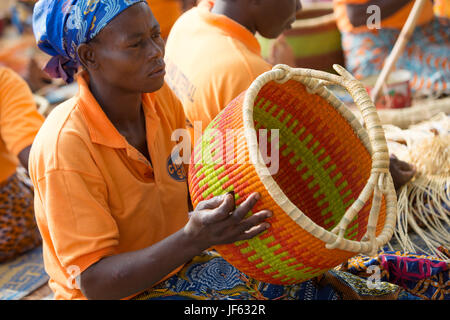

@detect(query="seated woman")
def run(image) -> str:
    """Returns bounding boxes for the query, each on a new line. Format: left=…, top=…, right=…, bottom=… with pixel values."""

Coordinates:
left=333, top=0, right=450, bottom=98
left=30, top=0, right=446, bottom=300
left=0, top=66, right=44, bottom=262
left=164, top=0, right=301, bottom=138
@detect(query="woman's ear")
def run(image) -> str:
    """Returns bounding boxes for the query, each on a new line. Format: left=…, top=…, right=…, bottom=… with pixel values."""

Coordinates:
left=77, top=43, right=99, bottom=70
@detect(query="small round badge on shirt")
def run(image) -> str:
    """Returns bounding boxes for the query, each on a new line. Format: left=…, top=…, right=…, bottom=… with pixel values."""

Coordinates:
left=167, top=152, right=186, bottom=182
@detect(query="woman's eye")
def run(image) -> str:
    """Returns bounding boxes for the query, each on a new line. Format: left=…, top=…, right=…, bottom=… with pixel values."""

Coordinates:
left=130, top=40, right=142, bottom=48
left=152, top=32, right=161, bottom=39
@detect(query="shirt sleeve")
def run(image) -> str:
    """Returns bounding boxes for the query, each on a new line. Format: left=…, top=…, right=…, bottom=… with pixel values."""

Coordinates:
left=0, top=67, right=45, bottom=156
left=32, top=132, right=119, bottom=273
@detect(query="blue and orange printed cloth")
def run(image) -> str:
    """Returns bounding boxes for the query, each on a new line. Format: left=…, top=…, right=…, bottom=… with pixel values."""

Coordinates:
left=339, top=249, right=449, bottom=300
left=341, top=17, right=450, bottom=98
left=133, top=249, right=449, bottom=300
left=32, top=0, right=145, bottom=83
left=0, top=172, right=41, bottom=263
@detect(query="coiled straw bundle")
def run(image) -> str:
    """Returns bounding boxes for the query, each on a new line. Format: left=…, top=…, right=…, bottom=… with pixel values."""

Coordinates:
left=385, top=114, right=450, bottom=260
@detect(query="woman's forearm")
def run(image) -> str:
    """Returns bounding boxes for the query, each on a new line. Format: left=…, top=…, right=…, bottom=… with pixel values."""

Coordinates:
left=18, top=145, right=32, bottom=172
left=78, top=227, right=203, bottom=300
left=346, top=0, right=413, bottom=28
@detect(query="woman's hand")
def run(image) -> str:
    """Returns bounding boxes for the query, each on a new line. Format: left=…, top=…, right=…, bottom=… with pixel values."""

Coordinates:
left=389, top=154, right=416, bottom=191
left=184, top=192, right=272, bottom=252
left=268, top=34, right=296, bottom=67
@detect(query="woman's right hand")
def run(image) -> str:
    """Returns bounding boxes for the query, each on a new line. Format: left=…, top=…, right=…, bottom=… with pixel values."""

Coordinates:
left=184, top=192, right=272, bottom=252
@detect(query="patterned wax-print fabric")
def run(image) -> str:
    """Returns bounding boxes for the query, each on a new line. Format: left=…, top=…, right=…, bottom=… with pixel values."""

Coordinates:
left=32, top=0, right=145, bottom=83
left=341, top=17, right=450, bottom=98
left=0, top=172, right=41, bottom=263
left=133, top=251, right=419, bottom=300
left=338, top=250, right=449, bottom=300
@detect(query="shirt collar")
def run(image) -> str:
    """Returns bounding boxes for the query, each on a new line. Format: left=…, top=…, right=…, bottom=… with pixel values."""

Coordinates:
left=197, top=0, right=262, bottom=56
left=76, top=71, right=160, bottom=149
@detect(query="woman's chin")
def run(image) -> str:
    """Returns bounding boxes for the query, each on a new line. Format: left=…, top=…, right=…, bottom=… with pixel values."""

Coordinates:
left=144, top=76, right=165, bottom=93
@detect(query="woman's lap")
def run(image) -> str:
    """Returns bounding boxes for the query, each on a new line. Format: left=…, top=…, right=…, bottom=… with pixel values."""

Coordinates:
left=0, top=172, right=41, bottom=263
left=133, top=250, right=446, bottom=300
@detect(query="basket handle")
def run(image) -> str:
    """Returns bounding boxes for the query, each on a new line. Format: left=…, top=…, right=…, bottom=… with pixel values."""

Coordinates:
left=243, top=64, right=397, bottom=255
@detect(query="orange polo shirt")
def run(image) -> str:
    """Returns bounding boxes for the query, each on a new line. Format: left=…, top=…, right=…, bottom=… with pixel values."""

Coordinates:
left=434, top=0, right=450, bottom=18
left=164, top=0, right=271, bottom=142
left=334, top=0, right=434, bottom=33
left=28, top=72, right=190, bottom=300
left=0, top=66, right=44, bottom=183
left=147, top=0, right=183, bottom=39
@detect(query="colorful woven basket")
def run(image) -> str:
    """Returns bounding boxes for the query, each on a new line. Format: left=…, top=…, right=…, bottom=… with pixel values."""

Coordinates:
left=188, top=64, right=397, bottom=285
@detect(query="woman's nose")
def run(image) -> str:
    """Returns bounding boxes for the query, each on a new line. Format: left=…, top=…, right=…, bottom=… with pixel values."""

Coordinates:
left=146, top=37, right=164, bottom=60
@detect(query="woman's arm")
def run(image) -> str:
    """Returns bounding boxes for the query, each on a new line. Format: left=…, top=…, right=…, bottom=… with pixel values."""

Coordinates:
left=346, top=0, right=413, bottom=28
left=78, top=192, right=272, bottom=300
left=78, top=226, right=205, bottom=300
left=18, top=145, right=32, bottom=172
left=389, top=154, right=416, bottom=191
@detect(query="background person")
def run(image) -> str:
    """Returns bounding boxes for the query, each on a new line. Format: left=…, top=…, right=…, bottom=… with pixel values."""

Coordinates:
left=333, top=0, right=450, bottom=98
left=0, top=65, right=44, bottom=262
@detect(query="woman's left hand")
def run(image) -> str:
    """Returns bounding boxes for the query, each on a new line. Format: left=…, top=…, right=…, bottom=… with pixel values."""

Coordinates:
left=389, top=154, right=416, bottom=191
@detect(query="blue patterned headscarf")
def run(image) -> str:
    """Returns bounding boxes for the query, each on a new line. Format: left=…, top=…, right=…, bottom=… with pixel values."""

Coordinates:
left=33, top=0, right=145, bottom=83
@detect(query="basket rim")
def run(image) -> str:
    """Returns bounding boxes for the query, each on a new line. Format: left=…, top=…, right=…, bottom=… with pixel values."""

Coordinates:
left=242, top=66, right=397, bottom=254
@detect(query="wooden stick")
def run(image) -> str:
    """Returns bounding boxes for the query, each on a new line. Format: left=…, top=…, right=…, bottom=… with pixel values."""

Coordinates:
left=371, top=0, right=428, bottom=102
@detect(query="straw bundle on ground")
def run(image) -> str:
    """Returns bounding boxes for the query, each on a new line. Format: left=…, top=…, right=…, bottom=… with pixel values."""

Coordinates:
left=385, top=114, right=450, bottom=260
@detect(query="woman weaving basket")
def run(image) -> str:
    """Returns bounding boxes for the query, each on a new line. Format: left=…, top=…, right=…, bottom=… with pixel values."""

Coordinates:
left=0, top=66, right=44, bottom=263
left=29, top=0, right=447, bottom=300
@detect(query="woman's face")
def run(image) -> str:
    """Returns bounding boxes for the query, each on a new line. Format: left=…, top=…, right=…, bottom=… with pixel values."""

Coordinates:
left=85, top=2, right=166, bottom=93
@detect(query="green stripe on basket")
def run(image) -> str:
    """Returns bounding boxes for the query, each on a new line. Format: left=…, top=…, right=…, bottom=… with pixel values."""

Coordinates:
left=258, top=29, right=342, bottom=58
left=236, top=234, right=325, bottom=282
left=285, top=30, right=342, bottom=57
left=196, top=128, right=242, bottom=199
left=254, top=98, right=352, bottom=228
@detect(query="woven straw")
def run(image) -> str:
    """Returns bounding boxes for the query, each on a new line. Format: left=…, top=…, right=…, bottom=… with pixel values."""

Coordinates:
left=188, top=65, right=397, bottom=284
left=258, top=2, right=344, bottom=73
left=385, top=114, right=450, bottom=260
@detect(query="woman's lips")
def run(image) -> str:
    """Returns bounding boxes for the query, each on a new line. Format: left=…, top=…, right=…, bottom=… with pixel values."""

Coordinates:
left=148, top=62, right=166, bottom=78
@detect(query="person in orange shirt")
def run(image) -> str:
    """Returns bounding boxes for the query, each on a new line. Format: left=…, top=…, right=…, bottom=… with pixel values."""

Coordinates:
left=433, top=0, right=450, bottom=19
left=333, top=0, right=449, bottom=97
left=0, top=66, right=44, bottom=262
left=147, top=0, right=198, bottom=40
left=164, top=0, right=301, bottom=143
left=31, top=0, right=272, bottom=300
left=31, top=0, right=446, bottom=301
